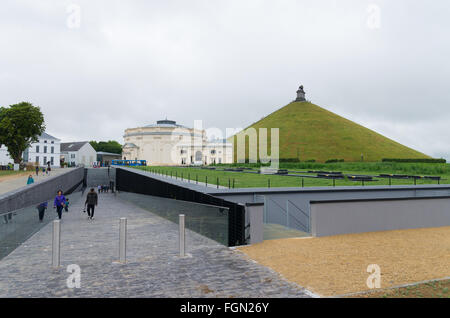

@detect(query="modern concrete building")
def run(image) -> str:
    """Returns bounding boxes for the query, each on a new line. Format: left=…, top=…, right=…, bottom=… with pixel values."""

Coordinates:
left=60, top=141, right=97, bottom=167
left=96, top=151, right=122, bottom=166
left=23, top=132, right=61, bottom=167
left=123, top=119, right=233, bottom=166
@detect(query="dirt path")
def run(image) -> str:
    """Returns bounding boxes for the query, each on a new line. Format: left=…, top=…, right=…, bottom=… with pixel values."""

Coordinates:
left=238, top=226, right=450, bottom=297
left=0, top=168, right=69, bottom=195
left=0, top=172, right=29, bottom=183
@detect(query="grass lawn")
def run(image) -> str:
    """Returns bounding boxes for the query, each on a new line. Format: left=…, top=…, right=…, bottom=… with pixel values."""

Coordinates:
left=354, top=279, right=450, bottom=298
left=134, top=162, right=450, bottom=188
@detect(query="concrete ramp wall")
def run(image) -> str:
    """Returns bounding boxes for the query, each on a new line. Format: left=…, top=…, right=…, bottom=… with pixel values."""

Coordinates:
left=310, top=196, right=450, bottom=237
left=85, top=167, right=115, bottom=187
left=0, top=168, right=84, bottom=213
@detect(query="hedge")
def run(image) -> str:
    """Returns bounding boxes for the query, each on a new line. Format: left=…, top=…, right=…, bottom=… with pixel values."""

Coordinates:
left=326, top=159, right=345, bottom=163
left=381, top=158, right=447, bottom=164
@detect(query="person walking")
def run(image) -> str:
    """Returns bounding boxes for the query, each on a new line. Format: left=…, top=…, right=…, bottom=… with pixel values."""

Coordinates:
left=53, top=190, right=66, bottom=220
left=27, top=175, right=34, bottom=185
left=85, top=188, right=98, bottom=220
left=36, top=202, right=48, bottom=222
left=35, top=166, right=39, bottom=177
left=64, top=198, right=70, bottom=212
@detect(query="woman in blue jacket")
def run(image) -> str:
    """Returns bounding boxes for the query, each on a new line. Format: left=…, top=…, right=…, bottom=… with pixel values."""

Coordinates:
left=53, top=190, right=66, bottom=219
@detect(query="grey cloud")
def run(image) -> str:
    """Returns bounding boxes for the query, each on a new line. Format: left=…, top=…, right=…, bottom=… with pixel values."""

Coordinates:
left=0, top=0, right=449, bottom=160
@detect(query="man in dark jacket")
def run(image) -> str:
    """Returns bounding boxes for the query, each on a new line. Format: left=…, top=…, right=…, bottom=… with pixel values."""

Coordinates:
left=85, top=188, right=98, bottom=220
left=37, top=201, right=48, bottom=222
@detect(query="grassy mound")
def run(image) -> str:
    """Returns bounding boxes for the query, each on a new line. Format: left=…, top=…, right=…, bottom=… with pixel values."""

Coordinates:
left=231, top=101, right=430, bottom=162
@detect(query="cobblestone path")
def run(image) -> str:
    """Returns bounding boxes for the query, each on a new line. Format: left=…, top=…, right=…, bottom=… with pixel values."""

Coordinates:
left=0, top=192, right=311, bottom=298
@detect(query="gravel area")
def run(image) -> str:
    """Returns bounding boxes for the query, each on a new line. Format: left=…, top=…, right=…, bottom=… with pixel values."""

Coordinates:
left=238, top=226, right=450, bottom=296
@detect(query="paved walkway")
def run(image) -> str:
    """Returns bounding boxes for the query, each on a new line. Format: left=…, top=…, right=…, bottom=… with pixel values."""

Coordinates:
left=0, top=168, right=69, bottom=195
left=0, top=192, right=310, bottom=297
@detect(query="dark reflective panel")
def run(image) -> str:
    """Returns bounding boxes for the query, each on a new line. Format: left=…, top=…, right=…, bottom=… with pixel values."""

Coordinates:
left=118, top=192, right=229, bottom=246
left=0, top=191, right=83, bottom=260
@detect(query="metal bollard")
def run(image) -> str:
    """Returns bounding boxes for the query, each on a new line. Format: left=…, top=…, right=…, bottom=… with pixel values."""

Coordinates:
left=52, top=220, right=61, bottom=268
left=119, top=218, right=127, bottom=263
left=179, top=214, right=185, bottom=257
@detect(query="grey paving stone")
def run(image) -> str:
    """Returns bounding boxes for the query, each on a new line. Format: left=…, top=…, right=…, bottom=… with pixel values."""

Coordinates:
left=0, top=192, right=310, bottom=298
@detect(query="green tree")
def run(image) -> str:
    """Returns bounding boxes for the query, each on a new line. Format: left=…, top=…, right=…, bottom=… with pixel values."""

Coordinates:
left=89, top=140, right=122, bottom=154
left=0, top=102, right=45, bottom=163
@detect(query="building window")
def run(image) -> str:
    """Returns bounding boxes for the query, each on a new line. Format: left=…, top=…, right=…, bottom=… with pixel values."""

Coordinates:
left=35, top=156, right=39, bottom=164
left=43, top=156, right=47, bottom=165
left=71, top=154, right=75, bottom=158
left=51, top=157, right=54, bottom=165
left=36, top=145, right=39, bottom=153
left=180, top=150, right=186, bottom=154
left=211, top=150, right=216, bottom=155
left=51, top=141, right=54, bottom=144
left=44, top=140, right=47, bottom=143
left=51, top=146, right=54, bottom=154
left=44, top=146, right=47, bottom=153
left=181, top=158, right=186, bottom=165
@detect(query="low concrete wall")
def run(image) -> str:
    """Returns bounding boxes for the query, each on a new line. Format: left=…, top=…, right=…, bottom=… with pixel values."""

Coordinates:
left=310, top=196, right=450, bottom=237
left=85, top=167, right=115, bottom=187
left=0, top=167, right=84, bottom=213
left=245, top=203, right=264, bottom=244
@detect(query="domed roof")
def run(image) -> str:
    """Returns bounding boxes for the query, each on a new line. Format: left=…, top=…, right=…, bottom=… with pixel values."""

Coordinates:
left=144, top=119, right=187, bottom=128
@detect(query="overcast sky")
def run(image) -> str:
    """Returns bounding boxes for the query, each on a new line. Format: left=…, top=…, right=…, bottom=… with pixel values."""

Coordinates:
left=1, top=0, right=449, bottom=160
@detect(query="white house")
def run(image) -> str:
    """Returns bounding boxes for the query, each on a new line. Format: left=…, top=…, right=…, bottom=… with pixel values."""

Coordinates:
left=23, top=132, right=61, bottom=167
left=0, top=145, right=13, bottom=165
left=60, top=142, right=97, bottom=167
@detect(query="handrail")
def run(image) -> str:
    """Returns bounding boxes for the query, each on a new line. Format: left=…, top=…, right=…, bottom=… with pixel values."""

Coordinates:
left=287, top=200, right=309, bottom=218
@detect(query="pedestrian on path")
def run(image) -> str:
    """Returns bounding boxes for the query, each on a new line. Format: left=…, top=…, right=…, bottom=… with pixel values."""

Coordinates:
left=27, top=175, right=34, bottom=185
left=36, top=201, right=48, bottom=222
left=53, top=190, right=66, bottom=219
left=85, top=188, right=98, bottom=220
left=35, top=166, right=39, bottom=176
left=64, top=198, right=70, bottom=212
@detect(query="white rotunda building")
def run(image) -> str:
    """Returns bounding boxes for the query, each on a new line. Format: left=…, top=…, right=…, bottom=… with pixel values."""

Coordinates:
left=122, top=119, right=233, bottom=166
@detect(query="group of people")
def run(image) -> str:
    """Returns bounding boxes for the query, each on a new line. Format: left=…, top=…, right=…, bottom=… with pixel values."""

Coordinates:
left=97, top=184, right=111, bottom=193
left=35, top=188, right=99, bottom=223
left=35, top=165, right=51, bottom=177
left=25, top=165, right=52, bottom=185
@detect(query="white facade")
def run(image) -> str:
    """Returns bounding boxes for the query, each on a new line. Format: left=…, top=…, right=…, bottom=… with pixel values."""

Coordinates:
left=61, top=142, right=97, bottom=167
left=123, top=120, right=233, bottom=166
left=23, top=132, right=61, bottom=167
left=0, top=145, right=13, bottom=165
